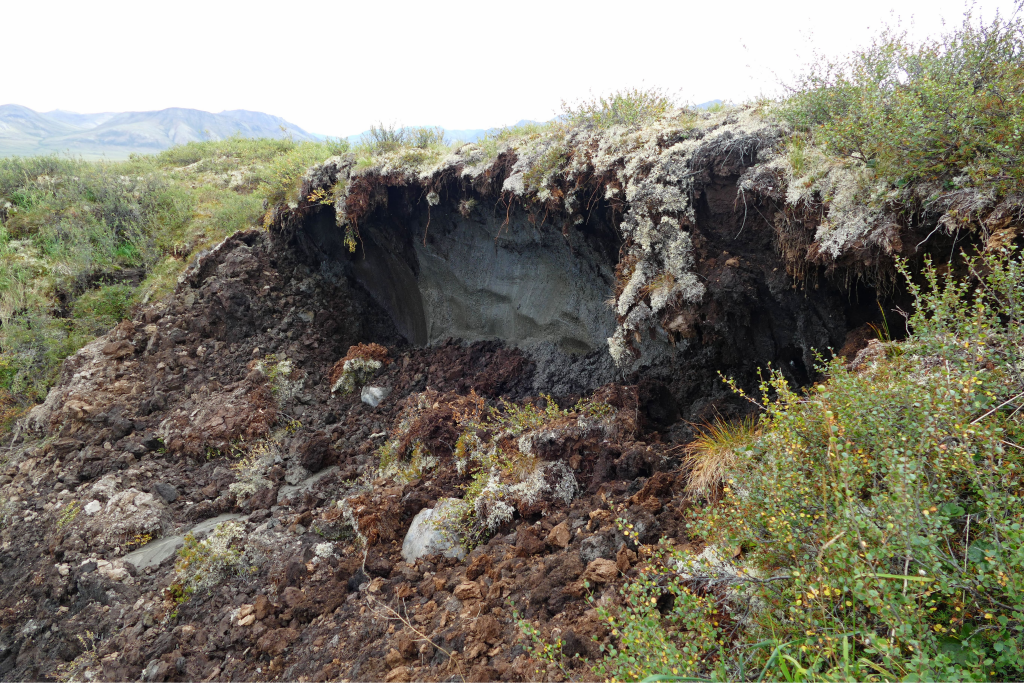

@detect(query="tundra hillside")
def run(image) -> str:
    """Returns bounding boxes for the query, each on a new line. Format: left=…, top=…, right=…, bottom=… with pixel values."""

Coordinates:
left=0, top=10, right=1021, bottom=683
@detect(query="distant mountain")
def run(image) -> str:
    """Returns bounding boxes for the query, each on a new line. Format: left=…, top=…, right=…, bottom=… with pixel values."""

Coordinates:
left=0, top=105, right=319, bottom=159
left=42, top=110, right=118, bottom=129
left=0, top=104, right=82, bottom=155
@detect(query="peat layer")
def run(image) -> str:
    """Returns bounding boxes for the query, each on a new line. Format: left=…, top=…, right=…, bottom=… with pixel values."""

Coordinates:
left=0, top=108, right=993, bottom=683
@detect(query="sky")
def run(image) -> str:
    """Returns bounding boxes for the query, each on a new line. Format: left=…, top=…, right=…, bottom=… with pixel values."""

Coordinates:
left=2, top=0, right=1021, bottom=137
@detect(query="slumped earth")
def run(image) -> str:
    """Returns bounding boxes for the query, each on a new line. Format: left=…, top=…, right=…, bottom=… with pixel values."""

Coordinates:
left=0, top=99, right=1015, bottom=682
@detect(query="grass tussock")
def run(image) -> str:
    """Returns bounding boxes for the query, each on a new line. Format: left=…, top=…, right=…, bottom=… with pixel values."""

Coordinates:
left=683, top=414, right=759, bottom=495
left=560, top=86, right=678, bottom=130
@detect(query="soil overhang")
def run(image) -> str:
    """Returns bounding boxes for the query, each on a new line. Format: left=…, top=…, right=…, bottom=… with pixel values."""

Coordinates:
left=270, top=112, right=909, bottom=425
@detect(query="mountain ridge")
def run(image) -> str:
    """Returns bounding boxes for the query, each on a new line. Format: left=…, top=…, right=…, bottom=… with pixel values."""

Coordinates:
left=0, top=105, right=319, bottom=159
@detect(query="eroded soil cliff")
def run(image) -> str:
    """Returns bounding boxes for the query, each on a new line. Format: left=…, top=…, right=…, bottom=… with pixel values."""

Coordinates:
left=0, top=107, right=992, bottom=682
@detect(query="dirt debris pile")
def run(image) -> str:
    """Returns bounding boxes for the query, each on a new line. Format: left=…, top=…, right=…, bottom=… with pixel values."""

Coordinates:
left=0, top=225, right=699, bottom=682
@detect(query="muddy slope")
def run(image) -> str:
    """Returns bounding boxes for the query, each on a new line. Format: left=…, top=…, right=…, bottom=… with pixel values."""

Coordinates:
left=0, top=116, right=942, bottom=681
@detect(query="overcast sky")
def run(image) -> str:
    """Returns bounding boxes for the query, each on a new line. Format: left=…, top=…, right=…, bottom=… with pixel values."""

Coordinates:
left=3, top=0, right=1020, bottom=137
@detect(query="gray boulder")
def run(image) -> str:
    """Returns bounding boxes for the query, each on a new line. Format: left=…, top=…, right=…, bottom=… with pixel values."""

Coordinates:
left=401, top=498, right=466, bottom=564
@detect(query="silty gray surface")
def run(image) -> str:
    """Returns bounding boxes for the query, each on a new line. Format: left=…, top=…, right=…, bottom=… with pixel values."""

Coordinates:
left=276, top=465, right=338, bottom=504
left=122, top=512, right=244, bottom=570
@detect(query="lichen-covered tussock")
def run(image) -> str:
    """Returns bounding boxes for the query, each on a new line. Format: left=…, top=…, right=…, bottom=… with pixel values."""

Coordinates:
left=275, top=104, right=1020, bottom=368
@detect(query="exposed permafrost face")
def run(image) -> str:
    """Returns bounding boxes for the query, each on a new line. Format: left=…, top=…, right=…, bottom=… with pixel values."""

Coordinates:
left=339, top=204, right=617, bottom=354
left=412, top=209, right=616, bottom=353
left=298, top=108, right=782, bottom=368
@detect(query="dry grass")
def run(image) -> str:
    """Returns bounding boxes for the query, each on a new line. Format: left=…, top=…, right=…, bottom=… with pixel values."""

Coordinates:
left=683, top=415, right=759, bottom=496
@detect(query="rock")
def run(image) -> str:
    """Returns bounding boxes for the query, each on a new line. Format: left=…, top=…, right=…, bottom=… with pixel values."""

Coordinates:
left=244, top=484, right=278, bottom=511
left=581, top=558, right=618, bottom=585
left=297, top=432, right=335, bottom=473
left=849, top=338, right=885, bottom=371
left=400, top=499, right=466, bottom=563
left=561, top=630, right=595, bottom=659
left=152, top=482, right=178, bottom=504
left=546, top=521, right=571, bottom=548
left=465, top=554, right=492, bottom=581
left=366, top=554, right=392, bottom=578
left=385, top=648, right=405, bottom=668
left=616, top=545, right=637, bottom=572
left=257, top=628, right=299, bottom=657
left=84, top=500, right=102, bottom=515
left=96, top=559, right=128, bottom=582
left=360, top=386, right=391, bottom=407
left=282, top=586, right=306, bottom=608
left=276, top=465, right=337, bottom=505
left=347, top=568, right=369, bottom=592
left=254, top=594, right=272, bottom=621
left=237, top=614, right=255, bottom=627
left=92, top=488, right=170, bottom=547
left=579, top=529, right=620, bottom=564
left=142, top=659, right=173, bottom=682
left=468, top=665, right=498, bottom=682
left=101, top=340, right=134, bottom=358
left=632, top=471, right=675, bottom=503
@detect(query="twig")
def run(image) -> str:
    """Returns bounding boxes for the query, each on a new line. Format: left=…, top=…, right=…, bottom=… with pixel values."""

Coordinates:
left=964, top=515, right=971, bottom=574
left=970, top=391, right=1024, bottom=424
left=816, top=531, right=845, bottom=566
left=423, top=200, right=431, bottom=246
left=735, top=187, right=748, bottom=239
left=367, top=595, right=466, bottom=681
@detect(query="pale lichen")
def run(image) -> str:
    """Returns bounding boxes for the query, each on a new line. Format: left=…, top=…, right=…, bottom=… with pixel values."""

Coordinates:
left=331, top=357, right=382, bottom=395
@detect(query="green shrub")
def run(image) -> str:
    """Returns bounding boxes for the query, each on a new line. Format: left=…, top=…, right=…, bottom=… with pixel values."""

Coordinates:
left=255, top=139, right=351, bottom=206
left=359, top=122, right=408, bottom=154
left=778, top=10, right=1024, bottom=193
left=560, top=87, right=677, bottom=129
left=408, top=126, right=448, bottom=148
left=577, top=248, right=1024, bottom=682
left=0, top=136, right=352, bottom=415
left=172, top=521, right=251, bottom=599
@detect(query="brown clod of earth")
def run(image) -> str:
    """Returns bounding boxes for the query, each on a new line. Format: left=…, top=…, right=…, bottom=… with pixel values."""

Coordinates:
left=581, top=558, right=619, bottom=584
left=328, top=342, right=392, bottom=388
left=546, top=521, right=571, bottom=548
